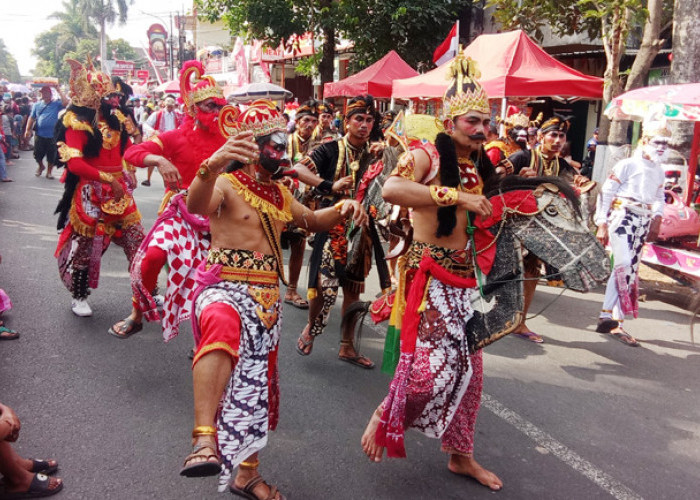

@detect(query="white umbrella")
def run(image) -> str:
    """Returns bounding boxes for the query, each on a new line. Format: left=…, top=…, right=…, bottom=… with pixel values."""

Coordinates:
left=227, top=82, right=292, bottom=103
left=8, top=83, right=30, bottom=94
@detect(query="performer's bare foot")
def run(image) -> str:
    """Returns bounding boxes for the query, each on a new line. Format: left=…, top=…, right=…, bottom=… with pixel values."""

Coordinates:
left=361, top=406, right=384, bottom=462
left=448, top=454, right=503, bottom=491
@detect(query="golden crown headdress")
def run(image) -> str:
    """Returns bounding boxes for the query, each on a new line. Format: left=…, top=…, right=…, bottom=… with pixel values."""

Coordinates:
left=218, top=99, right=287, bottom=139
left=180, top=60, right=225, bottom=117
left=443, top=52, right=489, bottom=119
left=66, top=56, right=115, bottom=110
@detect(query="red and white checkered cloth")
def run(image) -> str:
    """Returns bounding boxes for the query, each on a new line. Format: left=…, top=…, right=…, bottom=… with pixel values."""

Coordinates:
left=131, top=193, right=210, bottom=341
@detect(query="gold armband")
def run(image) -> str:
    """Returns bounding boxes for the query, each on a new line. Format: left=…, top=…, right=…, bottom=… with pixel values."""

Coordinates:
left=334, top=200, right=345, bottom=213
left=390, top=151, right=415, bottom=181
left=99, top=171, right=115, bottom=184
left=122, top=159, right=136, bottom=172
left=196, top=159, right=216, bottom=182
left=56, top=141, right=83, bottom=163
left=429, top=185, right=458, bottom=207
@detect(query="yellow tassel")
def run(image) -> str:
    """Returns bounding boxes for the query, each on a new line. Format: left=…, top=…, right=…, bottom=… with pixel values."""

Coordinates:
left=417, top=277, right=432, bottom=313
left=307, top=288, right=318, bottom=300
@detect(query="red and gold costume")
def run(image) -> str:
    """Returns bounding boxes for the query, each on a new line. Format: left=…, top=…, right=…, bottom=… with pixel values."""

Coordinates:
left=124, top=60, right=228, bottom=340
left=191, top=101, right=293, bottom=490
left=54, top=58, right=144, bottom=304
left=375, top=56, right=495, bottom=459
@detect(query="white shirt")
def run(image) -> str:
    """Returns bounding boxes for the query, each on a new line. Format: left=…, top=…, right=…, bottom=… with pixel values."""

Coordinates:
left=595, top=151, right=665, bottom=225
left=146, top=109, right=177, bottom=132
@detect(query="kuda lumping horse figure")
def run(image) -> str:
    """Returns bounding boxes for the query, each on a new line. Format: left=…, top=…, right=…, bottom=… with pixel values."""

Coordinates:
left=341, top=174, right=611, bottom=367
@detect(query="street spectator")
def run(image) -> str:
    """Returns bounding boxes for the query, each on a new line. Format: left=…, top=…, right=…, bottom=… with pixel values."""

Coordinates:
left=141, top=97, right=182, bottom=186
left=1, top=107, right=14, bottom=164
left=0, top=402, right=63, bottom=497
left=581, top=127, right=599, bottom=178
left=0, top=125, right=11, bottom=182
left=18, top=97, right=32, bottom=151
left=0, top=252, right=18, bottom=340
left=132, top=98, right=144, bottom=126
left=24, top=86, right=69, bottom=180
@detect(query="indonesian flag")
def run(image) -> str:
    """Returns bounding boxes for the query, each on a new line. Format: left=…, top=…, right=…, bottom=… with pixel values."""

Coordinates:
left=433, top=22, right=459, bottom=66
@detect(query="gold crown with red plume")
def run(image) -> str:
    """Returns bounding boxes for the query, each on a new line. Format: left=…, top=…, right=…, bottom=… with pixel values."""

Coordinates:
left=180, top=60, right=226, bottom=116
left=218, top=99, right=287, bottom=139
left=66, top=56, right=116, bottom=110
left=443, top=52, right=489, bottom=119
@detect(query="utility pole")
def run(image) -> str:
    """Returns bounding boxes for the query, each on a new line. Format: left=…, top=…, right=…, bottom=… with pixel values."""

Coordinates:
left=169, top=13, right=175, bottom=79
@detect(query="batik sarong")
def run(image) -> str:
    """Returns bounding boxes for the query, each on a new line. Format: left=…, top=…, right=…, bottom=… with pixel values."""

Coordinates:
left=376, top=241, right=479, bottom=458
left=602, top=200, right=651, bottom=318
left=192, top=249, right=282, bottom=492
left=131, top=192, right=210, bottom=340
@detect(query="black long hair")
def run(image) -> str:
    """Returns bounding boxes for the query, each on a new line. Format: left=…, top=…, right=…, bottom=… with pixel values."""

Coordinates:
left=433, top=132, right=497, bottom=238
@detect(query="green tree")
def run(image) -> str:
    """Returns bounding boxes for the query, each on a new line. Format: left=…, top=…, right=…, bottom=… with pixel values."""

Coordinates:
left=342, top=0, right=472, bottom=69
left=489, top=0, right=670, bottom=155
left=50, top=0, right=98, bottom=53
left=669, top=0, right=700, bottom=155
left=80, top=0, right=133, bottom=71
left=196, top=0, right=344, bottom=94
left=108, top=38, right=138, bottom=61
left=0, top=39, right=22, bottom=82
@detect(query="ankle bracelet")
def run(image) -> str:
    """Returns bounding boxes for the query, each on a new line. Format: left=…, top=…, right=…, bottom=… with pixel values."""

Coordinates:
left=192, top=425, right=217, bottom=438
left=239, top=459, right=259, bottom=470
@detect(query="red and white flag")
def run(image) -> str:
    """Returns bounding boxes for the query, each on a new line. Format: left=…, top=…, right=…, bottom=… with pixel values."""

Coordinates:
left=433, top=22, right=459, bottom=66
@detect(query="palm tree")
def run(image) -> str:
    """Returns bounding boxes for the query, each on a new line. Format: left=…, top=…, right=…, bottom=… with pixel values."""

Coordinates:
left=49, top=0, right=99, bottom=71
left=80, top=0, right=132, bottom=70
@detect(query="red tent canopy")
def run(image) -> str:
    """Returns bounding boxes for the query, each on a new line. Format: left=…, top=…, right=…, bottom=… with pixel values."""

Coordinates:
left=324, top=50, right=418, bottom=99
left=392, top=30, right=603, bottom=100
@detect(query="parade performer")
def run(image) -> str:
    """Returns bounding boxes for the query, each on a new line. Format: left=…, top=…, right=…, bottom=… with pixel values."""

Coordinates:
left=484, top=107, right=537, bottom=172
left=281, top=100, right=321, bottom=310
left=54, top=57, right=144, bottom=317
left=311, top=100, right=338, bottom=143
left=183, top=100, right=367, bottom=498
left=108, top=61, right=228, bottom=339
left=292, top=94, right=381, bottom=369
left=505, top=116, right=578, bottom=342
left=593, top=120, right=667, bottom=346
left=360, top=55, right=502, bottom=491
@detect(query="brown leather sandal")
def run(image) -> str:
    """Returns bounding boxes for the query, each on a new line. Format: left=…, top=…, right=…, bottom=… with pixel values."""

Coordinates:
left=230, top=475, right=286, bottom=500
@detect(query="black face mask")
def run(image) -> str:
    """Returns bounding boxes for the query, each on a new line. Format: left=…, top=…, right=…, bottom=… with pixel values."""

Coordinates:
left=257, top=132, right=289, bottom=175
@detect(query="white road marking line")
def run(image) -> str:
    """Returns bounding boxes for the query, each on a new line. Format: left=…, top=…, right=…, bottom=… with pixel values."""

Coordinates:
left=481, top=393, right=644, bottom=500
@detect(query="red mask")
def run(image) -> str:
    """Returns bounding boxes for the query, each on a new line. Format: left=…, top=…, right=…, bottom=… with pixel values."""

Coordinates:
left=195, top=108, right=219, bottom=131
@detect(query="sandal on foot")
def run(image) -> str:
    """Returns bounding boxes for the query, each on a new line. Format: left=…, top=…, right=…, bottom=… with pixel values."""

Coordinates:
left=180, top=442, right=221, bottom=477
left=296, top=328, right=313, bottom=356
left=1, top=473, right=63, bottom=498
left=595, top=319, right=619, bottom=333
left=0, top=326, right=19, bottom=340
left=230, top=476, right=286, bottom=500
left=108, top=318, right=143, bottom=339
left=513, top=331, right=544, bottom=343
left=338, top=353, right=375, bottom=369
left=30, top=459, right=58, bottom=475
left=609, top=329, right=640, bottom=347
left=284, top=294, right=309, bottom=310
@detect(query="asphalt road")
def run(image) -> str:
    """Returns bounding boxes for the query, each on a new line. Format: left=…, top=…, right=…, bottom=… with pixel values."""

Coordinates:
left=1, top=150, right=699, bottom=499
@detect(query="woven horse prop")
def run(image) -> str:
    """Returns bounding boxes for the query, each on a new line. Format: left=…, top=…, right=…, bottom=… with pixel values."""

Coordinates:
left=341, top=175, right=611, bottom=359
